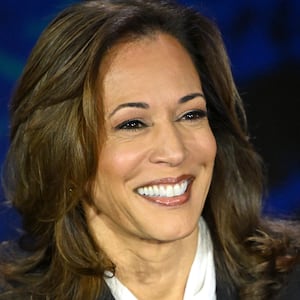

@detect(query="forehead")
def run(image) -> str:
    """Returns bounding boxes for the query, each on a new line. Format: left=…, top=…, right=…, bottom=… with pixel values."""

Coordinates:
left=97, top=33, right=202, bottom=108
left=99, top=32, right=198, bottom=79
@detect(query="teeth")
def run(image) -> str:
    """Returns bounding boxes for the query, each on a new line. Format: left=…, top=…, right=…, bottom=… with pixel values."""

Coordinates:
left=159, top=186, right=166, bottom=197
left=137, top=180, right=189, bottom=198
left=153, top=185, right=159, bottom=196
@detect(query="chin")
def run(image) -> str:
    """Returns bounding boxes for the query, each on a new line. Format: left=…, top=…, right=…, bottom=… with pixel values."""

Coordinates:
left=144, top=218, right=199, bottom=243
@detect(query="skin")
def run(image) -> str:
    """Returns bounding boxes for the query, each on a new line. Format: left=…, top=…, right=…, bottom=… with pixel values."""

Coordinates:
left=85, top=33, right=217, bottom=299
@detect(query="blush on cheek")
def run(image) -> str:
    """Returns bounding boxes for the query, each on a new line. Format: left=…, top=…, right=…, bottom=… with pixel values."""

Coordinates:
left=192, top=135, right=216, bottom=162
left=203, top=132, right=217, bottom=158
left=112, top=146, right=147, bottom=166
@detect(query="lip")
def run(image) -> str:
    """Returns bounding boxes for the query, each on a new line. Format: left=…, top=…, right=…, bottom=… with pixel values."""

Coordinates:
left=135, top=175, right=194, bottom=207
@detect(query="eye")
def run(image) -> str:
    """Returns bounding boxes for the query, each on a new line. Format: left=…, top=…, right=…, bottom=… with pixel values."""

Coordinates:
left=116, top=119, right=147, bottom=130
left=179, top=109, right=207, bottom=121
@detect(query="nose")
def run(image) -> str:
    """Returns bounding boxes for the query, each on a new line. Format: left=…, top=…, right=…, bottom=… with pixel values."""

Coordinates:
left=149, top=122, right=187, bottom=167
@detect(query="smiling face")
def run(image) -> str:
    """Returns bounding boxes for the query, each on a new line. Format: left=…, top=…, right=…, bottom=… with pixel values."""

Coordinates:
left=86, top=33, right=217, bottom=244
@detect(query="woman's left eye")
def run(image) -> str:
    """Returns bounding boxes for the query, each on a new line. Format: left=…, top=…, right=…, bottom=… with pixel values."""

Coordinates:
left=179, top=109, right=207, bottom=121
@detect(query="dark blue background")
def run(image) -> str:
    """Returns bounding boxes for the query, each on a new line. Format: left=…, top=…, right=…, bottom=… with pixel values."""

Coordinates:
left=1, top=0, right=300, bottom=242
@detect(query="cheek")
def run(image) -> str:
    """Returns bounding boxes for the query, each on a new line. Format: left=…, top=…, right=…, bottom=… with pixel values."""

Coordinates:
left=207, top=132, right=217, bottom=160
left=92, top=142, right=147, bottom=215
left=190, top=130, right=217, bottom=163
left=97, top=141, right=148, bottom=181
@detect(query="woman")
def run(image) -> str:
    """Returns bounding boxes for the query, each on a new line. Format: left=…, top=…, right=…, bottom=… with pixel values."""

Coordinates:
left=0, top=0, right=299, bottom=299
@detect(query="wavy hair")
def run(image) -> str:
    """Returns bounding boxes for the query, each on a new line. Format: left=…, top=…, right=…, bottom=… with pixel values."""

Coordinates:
left=1, top=0, right=299, bottom=299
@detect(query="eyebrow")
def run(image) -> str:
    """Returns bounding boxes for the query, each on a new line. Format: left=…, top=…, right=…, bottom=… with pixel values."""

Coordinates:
left=109, top=102, right=150, bottom=117
left=109, top=92, right=205, bottom=117
left=179, top=92, right=205, bottom=103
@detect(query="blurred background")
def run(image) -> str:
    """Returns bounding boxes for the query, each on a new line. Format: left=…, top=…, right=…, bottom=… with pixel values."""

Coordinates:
left=1, top=0, right=299, bottom=242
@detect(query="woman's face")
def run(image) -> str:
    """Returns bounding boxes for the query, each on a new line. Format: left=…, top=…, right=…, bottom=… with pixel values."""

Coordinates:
left=88, top=33, right=216, bottom=243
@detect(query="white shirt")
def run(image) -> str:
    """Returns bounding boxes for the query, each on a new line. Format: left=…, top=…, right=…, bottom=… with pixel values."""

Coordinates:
left=104, top=217, right=216, bottom=300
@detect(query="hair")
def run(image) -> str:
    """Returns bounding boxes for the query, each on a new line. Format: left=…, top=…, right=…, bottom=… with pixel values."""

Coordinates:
left=1, top=0, right=299, bottom=299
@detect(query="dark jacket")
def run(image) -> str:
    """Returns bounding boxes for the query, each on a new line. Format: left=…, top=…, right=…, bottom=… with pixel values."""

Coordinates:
left=98, top=265, right=300, bottom=300
left=1, top=241, right=300, bottom=299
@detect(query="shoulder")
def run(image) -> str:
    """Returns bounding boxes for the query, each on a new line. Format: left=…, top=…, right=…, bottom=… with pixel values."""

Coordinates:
left=0, top=241, right=15, bottom=292
left=270, top=219, right=300, bottom=299
left=0, top=240, right=15, bottom=274
left=277, top=263, right=300, bottom=300
left=0, top=240, right=28, bottom=298
left=0, top=239, right=29, bottom=267
left=0, top=274, right=11, bottom=296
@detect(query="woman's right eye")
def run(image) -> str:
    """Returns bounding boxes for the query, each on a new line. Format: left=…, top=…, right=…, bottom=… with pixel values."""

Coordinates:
left=115, top=119, right=146, bottom=130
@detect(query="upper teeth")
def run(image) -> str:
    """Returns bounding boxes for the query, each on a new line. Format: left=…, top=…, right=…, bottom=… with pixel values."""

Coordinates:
left=137, top=180, right=188, bottom=198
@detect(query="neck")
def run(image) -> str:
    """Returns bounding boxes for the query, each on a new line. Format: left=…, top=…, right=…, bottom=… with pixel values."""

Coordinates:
left=91, top=216, right=199, bottom=300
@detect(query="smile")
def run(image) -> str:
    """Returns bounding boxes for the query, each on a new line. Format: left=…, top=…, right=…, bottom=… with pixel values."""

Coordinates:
left=137, top=180, right=189, bottom=198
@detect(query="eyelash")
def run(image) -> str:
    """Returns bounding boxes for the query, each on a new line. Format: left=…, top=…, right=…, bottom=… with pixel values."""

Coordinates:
left=116, top=119, right=146, bottom=130
left=178, top=109, right=207, bottom=122
left=116, top=109, right=207, bottom=131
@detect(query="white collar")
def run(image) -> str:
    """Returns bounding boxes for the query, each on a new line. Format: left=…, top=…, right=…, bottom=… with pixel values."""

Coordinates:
left=104, top=217, right=216, bottom=300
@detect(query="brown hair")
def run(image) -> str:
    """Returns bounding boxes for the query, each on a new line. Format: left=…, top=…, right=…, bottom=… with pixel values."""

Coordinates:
left=1, top=0, right=299, bottom=299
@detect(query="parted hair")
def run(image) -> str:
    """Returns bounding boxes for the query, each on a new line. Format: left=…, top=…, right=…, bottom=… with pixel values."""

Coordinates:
left=1, top=0, right=299, bottom=299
